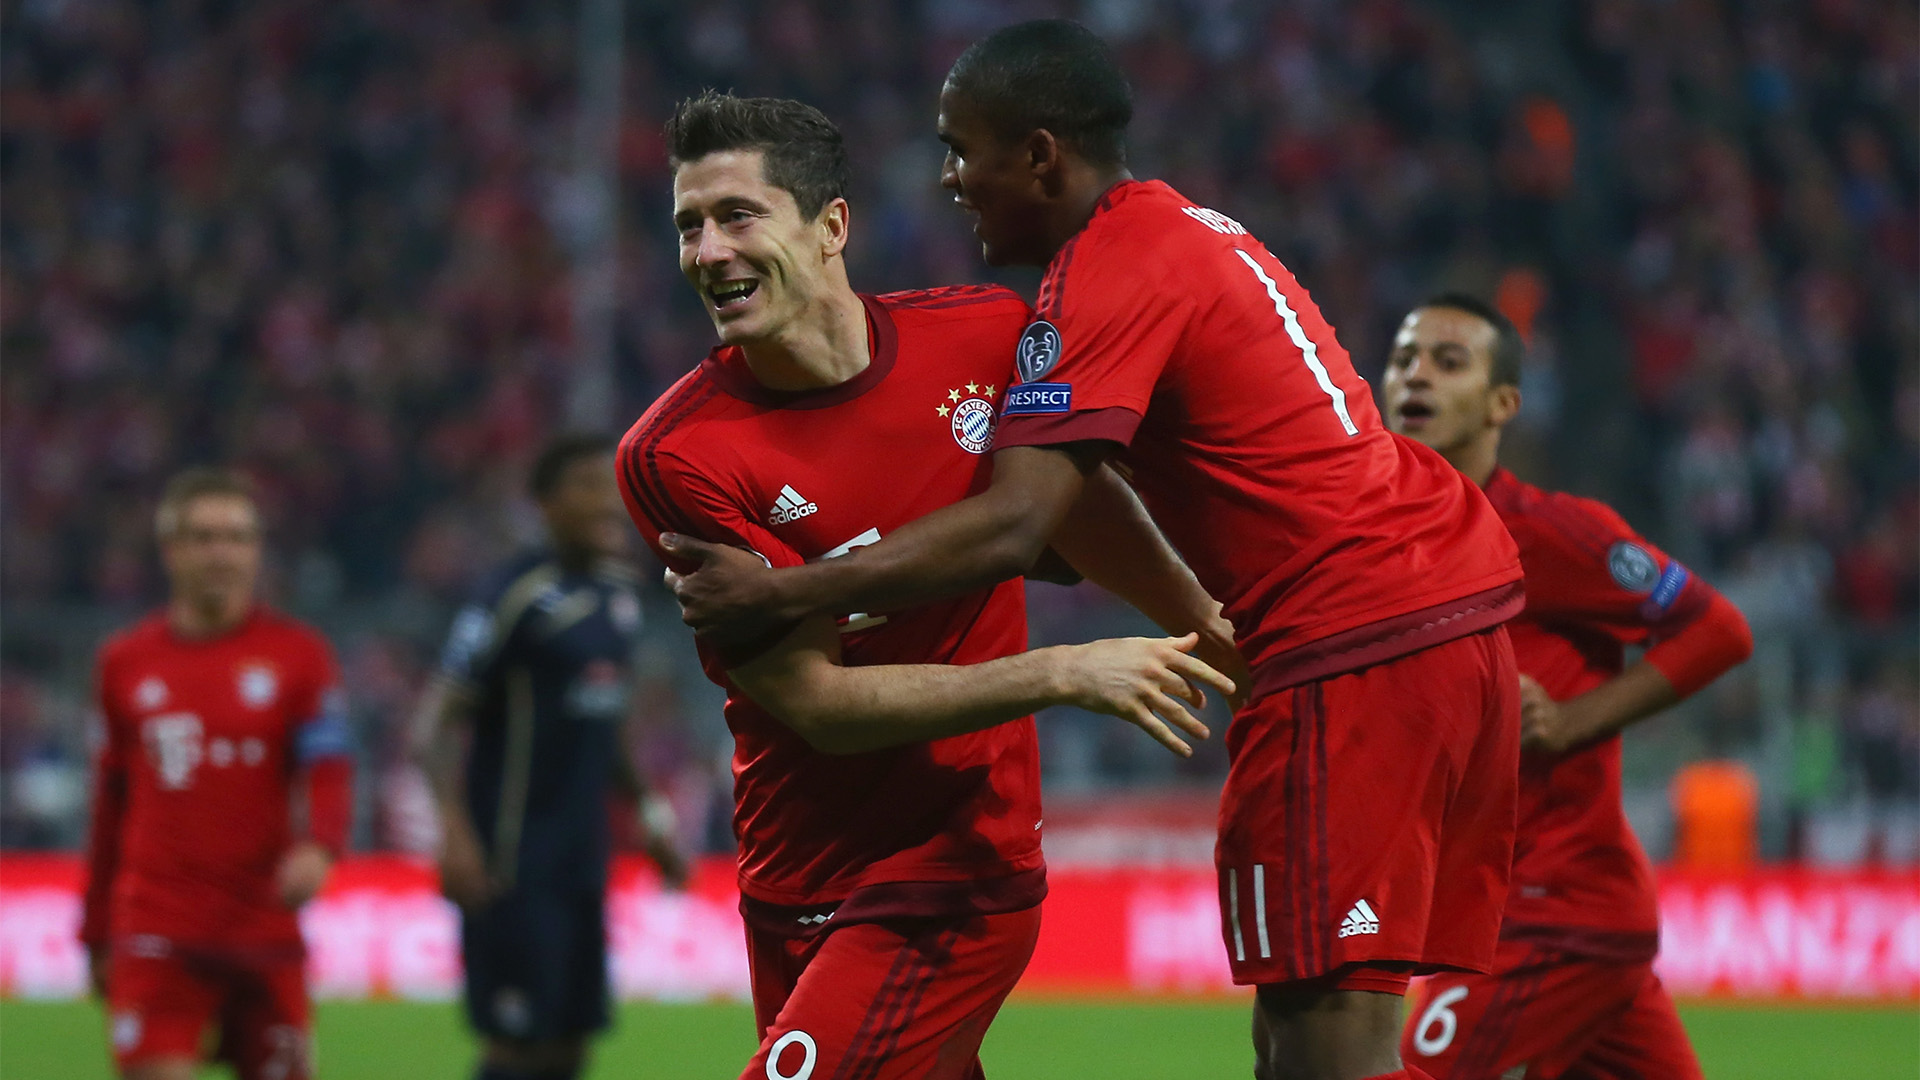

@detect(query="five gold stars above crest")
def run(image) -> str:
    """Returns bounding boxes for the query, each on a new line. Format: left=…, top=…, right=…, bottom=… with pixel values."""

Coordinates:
left=936, top=384, right=998, bottom=417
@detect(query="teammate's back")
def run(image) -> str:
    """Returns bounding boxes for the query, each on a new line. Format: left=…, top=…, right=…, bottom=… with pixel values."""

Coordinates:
left=1014, top=179, right=1520, bottom=686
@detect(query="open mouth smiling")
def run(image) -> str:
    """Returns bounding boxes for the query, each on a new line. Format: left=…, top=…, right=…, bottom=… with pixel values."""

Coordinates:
left=708, top=279, right=758, bottom=310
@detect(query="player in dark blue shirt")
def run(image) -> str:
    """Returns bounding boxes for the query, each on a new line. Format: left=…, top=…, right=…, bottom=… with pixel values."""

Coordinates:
left=414, top=433, right=686, bottom=1080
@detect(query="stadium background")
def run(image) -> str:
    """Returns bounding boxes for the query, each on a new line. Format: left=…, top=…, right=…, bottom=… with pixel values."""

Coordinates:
left=0, top=0, right=1915, bottom=1076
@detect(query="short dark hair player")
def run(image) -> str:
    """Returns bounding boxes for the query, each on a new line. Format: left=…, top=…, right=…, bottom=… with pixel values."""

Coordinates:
left=636, top=92, right=1236, bottom=1080
left=413, top=433, right=687, bottom=1080
left=1385, top=296, right=1751, bottom=1079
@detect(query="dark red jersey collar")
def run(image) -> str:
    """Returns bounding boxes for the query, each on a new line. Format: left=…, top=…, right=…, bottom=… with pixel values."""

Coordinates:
left=700, top=294, right=899, bottom=411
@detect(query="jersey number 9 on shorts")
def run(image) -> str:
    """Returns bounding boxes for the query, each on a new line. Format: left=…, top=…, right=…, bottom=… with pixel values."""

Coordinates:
left=765, top=1030, right=817, bottom=1080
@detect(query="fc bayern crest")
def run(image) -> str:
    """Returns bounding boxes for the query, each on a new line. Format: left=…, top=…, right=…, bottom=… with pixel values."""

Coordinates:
left=1015, top=320, right=1061, bottom=383
left=237, top=664, right=279, bottom=709
left=952, top=396, right=996, bottom=454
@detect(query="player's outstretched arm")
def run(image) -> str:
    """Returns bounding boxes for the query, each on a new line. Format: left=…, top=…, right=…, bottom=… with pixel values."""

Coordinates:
left=728, top=618, right=1230, bottom=758
left=1047, top=464, right=1250, bottom=706
left=665, top=444, right=1096, bottom=643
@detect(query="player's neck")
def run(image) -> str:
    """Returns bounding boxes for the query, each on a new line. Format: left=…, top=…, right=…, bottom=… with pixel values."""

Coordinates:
left=1445, top=432, right=1502, bottom=488
left=552, top=542, right=598, bottom=575
left=738, top=288, right=870, bottom=392
left=1048, top=167, right=1133, bottom=255
left=167, top=594, right=251, bottom=639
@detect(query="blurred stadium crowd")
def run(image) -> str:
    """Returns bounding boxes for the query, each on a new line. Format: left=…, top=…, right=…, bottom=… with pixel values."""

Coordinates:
left=2, top=0, right=1915, bottom=861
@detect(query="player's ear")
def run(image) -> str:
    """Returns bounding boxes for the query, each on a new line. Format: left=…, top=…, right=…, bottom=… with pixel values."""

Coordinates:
left=1026, top=128, right=1061, bottom=183
left=817, top=197, right=850, bottom=259
left=1489, top=383, right=1522, bottom=426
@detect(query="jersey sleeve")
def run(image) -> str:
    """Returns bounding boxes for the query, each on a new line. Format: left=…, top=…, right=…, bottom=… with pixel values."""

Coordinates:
left=438, top=587, right=504, bottom=694
left=437, top=562, right=550, bottom=695
left=618, top=430, right=807, bottom=664
left=290, top=639, right=354, bottom=765
left=617, top=437, right=805, bottom=574
left=79, top=648, right=129, bottom=946
left=289, top=636, right=354, bottom=855
left=994, top=233, right=1191, bottom=451
left=1523, top=497, right=1752, bottom=696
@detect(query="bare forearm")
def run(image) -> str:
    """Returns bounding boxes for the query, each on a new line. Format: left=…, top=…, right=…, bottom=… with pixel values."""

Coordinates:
left=1563, top=661, right=1679, bottom=744
left=410, top=680, right=478, bottom=830
left=778, top=496, right=1049, bottom=620
left=1051, top=466, right=1214, bottom=635
left=773, top=447, right=1091, bottom=621
left=734, top=647, right=1075, bottom=755
left=609, top=718, right=647, bottom=802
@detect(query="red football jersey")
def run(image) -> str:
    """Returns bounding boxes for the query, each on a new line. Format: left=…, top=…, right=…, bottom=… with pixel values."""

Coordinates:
left=995, top=180, right=1521, bottom=693
left=82, top=608, right=351, bottom=953
left=619, top=287, right=1046, bottom=917
left=1486, top=468, right=1738, bottom=953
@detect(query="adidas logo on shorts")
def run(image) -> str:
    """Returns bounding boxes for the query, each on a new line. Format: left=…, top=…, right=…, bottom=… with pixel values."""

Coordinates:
left=1338, top=899, right=1381, bottom=938
left=769, top=484, right=818, bottom=525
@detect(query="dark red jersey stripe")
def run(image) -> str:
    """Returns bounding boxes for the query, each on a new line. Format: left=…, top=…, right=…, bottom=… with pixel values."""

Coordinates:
left=1311, top=683, right=1333, bottom=975
left=1286, top=686, right=1315, bottom=979
left=621, top=374, right=718, bottom=539
left=829, top=942, right=923, bottom=1080
left=846, top=926, right=961, bottom=1080
left=1036, top=231, right=1085, bottom=321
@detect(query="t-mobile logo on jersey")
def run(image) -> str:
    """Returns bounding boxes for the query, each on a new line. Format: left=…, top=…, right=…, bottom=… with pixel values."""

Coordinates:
left=142, top=713, right=204, bottom=790
left=768, top=485, right=818, bottom=525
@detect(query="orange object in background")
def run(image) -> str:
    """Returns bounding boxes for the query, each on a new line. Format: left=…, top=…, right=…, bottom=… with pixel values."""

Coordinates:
left=1670, top=759, right=1761, bottom=870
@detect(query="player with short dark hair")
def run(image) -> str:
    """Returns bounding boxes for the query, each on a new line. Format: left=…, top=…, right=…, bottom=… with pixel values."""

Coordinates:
left=82, top=467, right=355, bottom=1080
left=413, top=433, right=687, bottom=1080
left=634, top=91, right=1235, bottom=1080
left=1385, top=299, right=1750, bottom=1079
left=942, top=19, right=1133, bottom=169
left=664, top=23, right=1527, bottom=1080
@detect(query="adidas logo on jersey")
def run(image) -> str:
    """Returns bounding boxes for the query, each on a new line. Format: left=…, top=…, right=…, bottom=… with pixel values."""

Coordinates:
left=1338, top=899, right=1381, bottom=938
left=769, top=485, right=818, bottom=525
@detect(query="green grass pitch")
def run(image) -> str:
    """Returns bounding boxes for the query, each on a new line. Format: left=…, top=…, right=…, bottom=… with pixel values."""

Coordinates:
left=1, top=998, right=1914, bottom=1079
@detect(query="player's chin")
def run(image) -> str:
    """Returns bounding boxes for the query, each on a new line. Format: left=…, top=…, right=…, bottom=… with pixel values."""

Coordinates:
left=976, top=234, right=1031, bottom=268
left=710, top=311, right=766, bottom=346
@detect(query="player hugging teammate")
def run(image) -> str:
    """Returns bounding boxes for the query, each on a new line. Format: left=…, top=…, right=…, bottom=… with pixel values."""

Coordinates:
left=75, top=17, right=1756, bottom=1080
left=622, top=90, right=1238, bottom=1080
left=664, top=18, right=1753, bottom=1080
left=1385, top=296, right=1752, bottom=1079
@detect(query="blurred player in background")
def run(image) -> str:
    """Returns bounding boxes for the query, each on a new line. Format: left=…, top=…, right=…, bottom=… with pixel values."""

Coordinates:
left=666, top=23, right=1523, bottom=1080
left=80, top=468, right=355, bottom=1080
left=1385, top=295, right=1753, bottom=1079
left=412, top=433, right=687, bottom=1080
left=632, top=93, right=1233, bottom=1080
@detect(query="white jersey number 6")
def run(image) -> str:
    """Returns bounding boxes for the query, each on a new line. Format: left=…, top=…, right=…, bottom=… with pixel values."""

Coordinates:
left=1412, top=985, right=1470, bottom=1056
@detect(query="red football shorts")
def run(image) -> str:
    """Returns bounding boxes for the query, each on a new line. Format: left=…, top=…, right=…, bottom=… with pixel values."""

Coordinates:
left=105, top=940, right=311, bottom=1079
left=1402, top=937, right=1703, bottom=1079
left=1216, top=626, right=1520, bottom=988
left=741, top=906, right=1041, bottom=1080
